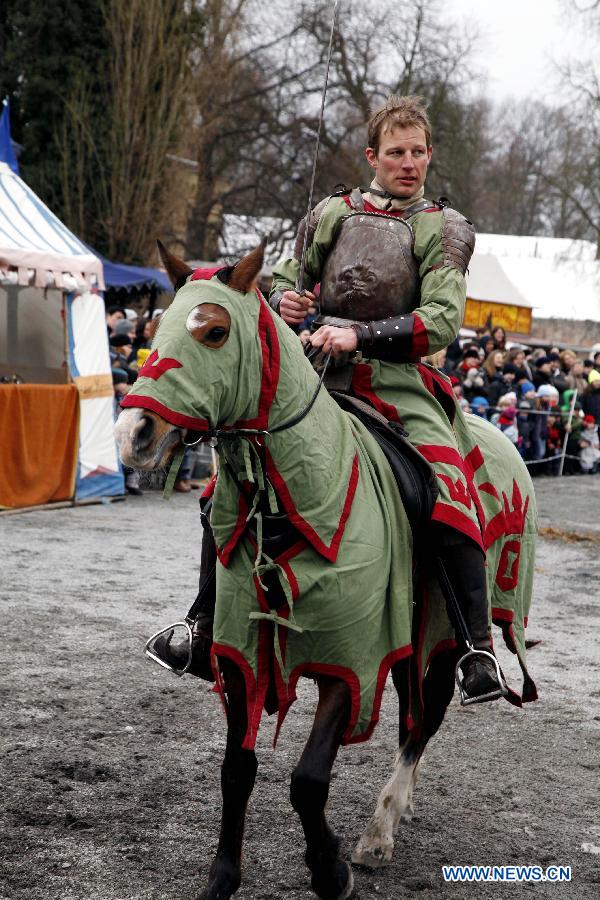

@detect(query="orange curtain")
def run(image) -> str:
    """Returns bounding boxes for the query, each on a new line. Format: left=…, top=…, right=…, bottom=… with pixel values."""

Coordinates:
left=0, top=384, right=79, bottom=509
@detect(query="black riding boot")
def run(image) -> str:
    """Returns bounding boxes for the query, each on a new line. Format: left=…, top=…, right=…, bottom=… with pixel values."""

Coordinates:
left=435, top=525, right=506, bottom=703
left=151, top=500, right=216, bottom=681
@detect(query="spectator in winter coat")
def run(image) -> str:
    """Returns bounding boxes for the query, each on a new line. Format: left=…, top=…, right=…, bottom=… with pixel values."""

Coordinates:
left=517, top=399, right=533, bottom=459
left=479, top=334, right=495, bottom=358
left=491, top=326, right=507, bottom=351
left=582, top=369, right=600, bottom=424
left=453, top=347, right=483, bottom=385
left=496, top=407, right=519, bottom=445
left=530, top=385, right=559, bottom=467
left=565, top=360, right=587, bottom=396
left=518, top=379, right=536, bottom=401
left=533, top=356, right=555, bottom=390
left=579, top=415, right=600, bottom=473
left=506, top=347, right=534, bottom=381
left=470, top=396, right=490, bottom=419
left=481, top=350, right=506, bottom=406
left=548, top=352, right=569, bottom=396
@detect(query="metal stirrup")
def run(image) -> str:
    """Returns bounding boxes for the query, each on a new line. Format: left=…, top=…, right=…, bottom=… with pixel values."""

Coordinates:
left=145, top=620, right=194, bottom=677
left=455, top=646, right=508, bottom=706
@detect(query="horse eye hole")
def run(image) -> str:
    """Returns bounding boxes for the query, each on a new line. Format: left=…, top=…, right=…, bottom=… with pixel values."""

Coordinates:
left=207, top=327, right=227, bottom=342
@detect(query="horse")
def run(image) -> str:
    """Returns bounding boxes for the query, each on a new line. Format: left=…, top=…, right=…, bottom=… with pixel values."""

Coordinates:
left=115, top=241, right=537, bottom=900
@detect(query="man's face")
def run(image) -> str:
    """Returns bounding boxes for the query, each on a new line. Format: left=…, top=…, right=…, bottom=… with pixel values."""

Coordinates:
left=107, top=311, right=125, bottom=329
left=365, top=126, right=432, bottom=198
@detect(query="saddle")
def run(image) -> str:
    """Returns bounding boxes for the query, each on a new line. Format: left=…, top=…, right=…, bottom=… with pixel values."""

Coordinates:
left=329, top=391, right=438, bottom=539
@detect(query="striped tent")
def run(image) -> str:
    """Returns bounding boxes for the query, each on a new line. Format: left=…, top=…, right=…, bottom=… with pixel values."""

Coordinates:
left=0, top=162, right=123, bottom=507
left=0, top=162, right=104, bottom=290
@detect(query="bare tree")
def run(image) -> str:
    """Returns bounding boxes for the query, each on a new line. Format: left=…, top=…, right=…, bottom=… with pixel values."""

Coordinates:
left=57, top=0, right=192, bottom=264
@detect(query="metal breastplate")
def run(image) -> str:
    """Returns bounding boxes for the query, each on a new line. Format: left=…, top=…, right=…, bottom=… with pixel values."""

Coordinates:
left=319, top=213, right=420, bottom=322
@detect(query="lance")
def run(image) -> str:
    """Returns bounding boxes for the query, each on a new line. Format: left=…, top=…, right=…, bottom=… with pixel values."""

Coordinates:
left=295, top=0, right=340, bottom=295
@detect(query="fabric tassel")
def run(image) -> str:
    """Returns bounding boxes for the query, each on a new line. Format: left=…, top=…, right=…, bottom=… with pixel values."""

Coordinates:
left=163, top=445, right=185, bottom=500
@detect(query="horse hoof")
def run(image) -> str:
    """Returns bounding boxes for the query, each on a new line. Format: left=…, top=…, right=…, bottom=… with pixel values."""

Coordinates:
left=311, top=860, right=354, bottom=900
left=351, top=834, right=394, bottom=869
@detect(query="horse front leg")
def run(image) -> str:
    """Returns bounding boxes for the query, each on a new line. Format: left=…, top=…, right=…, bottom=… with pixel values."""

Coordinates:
left=290, top=676, right=353, bottom=900
left=197, top=658, right=257, bottom=900
left=352, top=650, right=456, bottom=868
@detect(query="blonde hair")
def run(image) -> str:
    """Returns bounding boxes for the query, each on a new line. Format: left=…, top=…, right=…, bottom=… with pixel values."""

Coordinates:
left=367, top=95, right=432, bottom=154
left=482, top=349, right=505, bottom=379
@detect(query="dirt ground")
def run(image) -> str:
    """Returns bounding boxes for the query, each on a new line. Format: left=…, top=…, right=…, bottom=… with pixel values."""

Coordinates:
left=2, top=477, right=599, bottom=900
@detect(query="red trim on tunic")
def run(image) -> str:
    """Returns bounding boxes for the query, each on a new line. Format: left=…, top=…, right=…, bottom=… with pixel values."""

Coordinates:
left=412, top=314, right=429, bottom=357
left=351, top=364, right=401, bottom=422
left=120, top=393, right=211, bottom=430
left=342, top=196, right=439, bottom=216
left=263, top=448, right=360, bottom=563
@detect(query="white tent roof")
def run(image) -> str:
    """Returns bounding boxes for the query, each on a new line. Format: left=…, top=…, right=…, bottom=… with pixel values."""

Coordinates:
left=472, top=233, right=600, bottom=322
left=466, top=252, right=533, bottom=308
left=0, top=161, right=104, bottom=290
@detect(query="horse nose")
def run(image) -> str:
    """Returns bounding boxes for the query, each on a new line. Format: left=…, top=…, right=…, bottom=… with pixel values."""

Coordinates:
left=132, top=414, right=155, bottom=453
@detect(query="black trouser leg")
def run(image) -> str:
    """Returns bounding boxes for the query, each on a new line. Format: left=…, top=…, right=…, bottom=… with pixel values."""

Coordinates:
left=434, top=524, right=491, bottom=649
left=150, top=498, right=216, bottom=680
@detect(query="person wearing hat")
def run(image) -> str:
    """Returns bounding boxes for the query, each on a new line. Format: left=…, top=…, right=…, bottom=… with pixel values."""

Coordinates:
left=532, top=356, right=553, bottom=389
left=105, top=304, right=126, bottom=336
left=109, top=334, right=137, bottom=384
left=579, top=414, right=600, bottom=474
left=582, top=369, right=600, bottom=425
left=470, top=396, right=490, bottom=419
left=112, top=318, right=137, bottom=343
left=529, top=384, right=559, bottom=473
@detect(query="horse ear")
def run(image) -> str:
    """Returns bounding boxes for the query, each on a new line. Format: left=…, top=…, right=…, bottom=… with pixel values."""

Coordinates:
left=157, top=240, right=193, bottom=288
left=227, top=238, right=266, bottom=293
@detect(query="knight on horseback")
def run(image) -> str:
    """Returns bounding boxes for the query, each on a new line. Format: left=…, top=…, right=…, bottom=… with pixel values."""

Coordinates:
left=153, top=94, right=505, bottom=703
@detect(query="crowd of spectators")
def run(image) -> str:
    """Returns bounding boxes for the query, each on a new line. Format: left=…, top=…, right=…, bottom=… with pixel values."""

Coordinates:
left=426, top=326, right=600, bottom=476
left=106, top=304, right=195, bottom=495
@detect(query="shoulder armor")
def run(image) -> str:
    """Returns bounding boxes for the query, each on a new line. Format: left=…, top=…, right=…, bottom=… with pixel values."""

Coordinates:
left=441, top=207, right=475, bottom=275
left=293, top=196, right=332, bottom=261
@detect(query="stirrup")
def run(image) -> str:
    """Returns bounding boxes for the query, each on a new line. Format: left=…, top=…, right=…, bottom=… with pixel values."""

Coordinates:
left=455, top=645, right=508, bottom=706
left=145, top=620, right=194, bottom=676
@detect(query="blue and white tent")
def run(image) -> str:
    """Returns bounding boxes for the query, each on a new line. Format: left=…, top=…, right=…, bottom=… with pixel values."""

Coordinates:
left=0, top=161, right=123, bottom=502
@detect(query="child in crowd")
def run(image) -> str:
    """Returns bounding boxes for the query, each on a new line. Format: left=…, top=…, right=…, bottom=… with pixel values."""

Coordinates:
left=496, top=406, right=519, bottom=445
left=579, top=415, right=600, bottom=474
left=470, top=396, right=490, bottom=419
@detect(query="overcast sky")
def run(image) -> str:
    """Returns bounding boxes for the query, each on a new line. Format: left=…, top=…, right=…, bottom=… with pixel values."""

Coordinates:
left=446, top=0, right=594, bottom=103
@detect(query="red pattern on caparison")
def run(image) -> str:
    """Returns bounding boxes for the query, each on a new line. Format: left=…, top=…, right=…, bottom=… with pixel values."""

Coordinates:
left=437, top=473, right=472, bottom=508
left=138, top=349, right=183, bottom=380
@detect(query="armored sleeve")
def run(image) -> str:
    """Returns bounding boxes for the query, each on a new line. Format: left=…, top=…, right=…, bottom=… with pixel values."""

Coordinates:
left=269, top=196, right=347, bottom=312
left=353, top=207, right=475, bottom=361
